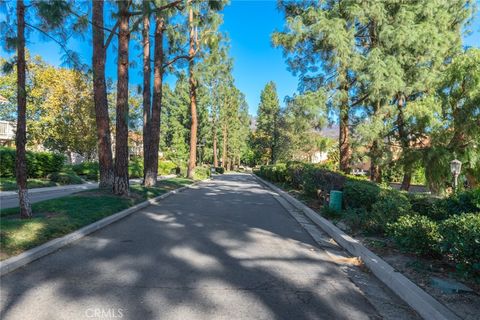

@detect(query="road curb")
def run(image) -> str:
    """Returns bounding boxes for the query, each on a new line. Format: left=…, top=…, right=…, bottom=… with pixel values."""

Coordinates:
left=0, top=181, right=200, bottom=277
left=254, top=174, right=460, bottom=320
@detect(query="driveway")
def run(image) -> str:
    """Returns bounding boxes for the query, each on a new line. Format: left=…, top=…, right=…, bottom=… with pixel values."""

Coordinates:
left=0, top=174, right=409, bottom=319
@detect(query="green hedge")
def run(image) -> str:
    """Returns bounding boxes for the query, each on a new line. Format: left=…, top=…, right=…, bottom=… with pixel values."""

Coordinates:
left=48, top=172, right=83, bottom=185
left=158, top=160, right=177, bottom=175
left=128, top=157, right=143, bottom=178
left=387, top=215, right=442, bottom=256
left=343, top=179, right=381, bottom=211
left=70, top=161, right=99, bottom=181
left=440, top=213, right=480, bottom=279
left=71, top=160, right=179, bottom=181
left=193, top=166, right=211, bottom=180
left=257, top=162, right=480, bottom=280
left=0, top=147, right=65, bottom=178
left=259, top=162, right=345, bottom=196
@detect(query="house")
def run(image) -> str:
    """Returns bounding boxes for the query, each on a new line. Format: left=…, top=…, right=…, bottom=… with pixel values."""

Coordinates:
left=0, top=120, right=15, bottom=147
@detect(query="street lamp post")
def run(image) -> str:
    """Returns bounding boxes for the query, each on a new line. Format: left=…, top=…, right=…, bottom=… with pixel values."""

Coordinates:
left=450, top=158, right=462, bottom=192
left=197, top=137, right=206, bottom=166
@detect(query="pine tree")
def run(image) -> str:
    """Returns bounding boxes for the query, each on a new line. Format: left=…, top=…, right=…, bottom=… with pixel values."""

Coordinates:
left=112, top=0, right=131, bottom=195
left=1, top=0, right=73, bottom=217
left=255, top=81, right=281, bottom=164
left=92, top=0, right=115, bottom=189
left=273, top=1, right=358, bottom=173
left=185, top=0, right=225, bottom=179
left=15, top=0, right=31, bottom=218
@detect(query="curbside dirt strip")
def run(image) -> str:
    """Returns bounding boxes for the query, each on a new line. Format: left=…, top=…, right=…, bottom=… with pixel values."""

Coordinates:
left=0, top=180, right=203, bottom=277
left=254, top=174, right=460, bottom=320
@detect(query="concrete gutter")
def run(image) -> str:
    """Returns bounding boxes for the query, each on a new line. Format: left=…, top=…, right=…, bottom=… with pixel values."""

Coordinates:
left=0, top=180, right=198, bottom=277
left=254, top=175, right=460, bottom=320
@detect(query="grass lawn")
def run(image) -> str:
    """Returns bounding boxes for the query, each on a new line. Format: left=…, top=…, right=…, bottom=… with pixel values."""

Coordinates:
left=0, top=178, right=60, bottom=191
left=0, top=177, right=193, bottom=260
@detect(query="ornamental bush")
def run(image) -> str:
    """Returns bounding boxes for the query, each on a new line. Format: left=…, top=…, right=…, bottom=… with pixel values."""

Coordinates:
left=438, top=189, right=480, bottom=216
left=301, top=166, right=345, bottom=197
left=343, top=179, right=381, bottom=211
left=259, top=164, right=287, bottom=183
left=0, top=147, right=15, bottom=177
left=48, top=172, right=83, bottom=185
left=387, top=214, right=442, bottom=256
left=128, top=157, right=143, bottom=178
left=440, top=213, right=480, bottom=279
left=368, top=189, right=412, bottom=234
left=158, top=160, right=177, bottom=175
left=71, top=161, right=99, bottom=181
left=193, top=166, right=211, bottom=180
left=407, top=194, right=449, bottom=221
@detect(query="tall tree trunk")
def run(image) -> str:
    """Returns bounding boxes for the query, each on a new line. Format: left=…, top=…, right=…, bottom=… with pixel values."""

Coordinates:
left=113, top=1, right=130, bottom=195
left=369, top=101, right=382, bottom=183
left=187, top=7, right=197, bottom=179
left=92, top=0, right=114, bottom=188
left=16, top=0, right=32, bottom=219
left=369, top=149, right=382, bottom=183
left=397, top=94, right=413, bottom=191
left=397, top=94, right=411, bottom=191
left=339, top=81, right=351, bottom=173
left=144, top=15, right=164, bottom=186
left=271, top=116, right=277, bottom=164
left=212, top=107, right=218, bottom=167
left=142, top=3, right=152, bottom=184
left=222, top=124, right=227, bottom=170
left=213, top=126, right=218, bottom=167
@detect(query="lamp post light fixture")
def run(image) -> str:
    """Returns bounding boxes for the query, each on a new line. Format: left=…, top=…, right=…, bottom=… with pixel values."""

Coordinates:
left=450, top=158, right=462, bottom=192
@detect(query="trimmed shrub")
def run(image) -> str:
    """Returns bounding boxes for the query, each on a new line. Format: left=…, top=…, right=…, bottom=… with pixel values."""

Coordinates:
left=0, top=147, right=65, bottom=178
left=158, top=160, right=177, bottom=175
left=285, top=161, right=308, bottom=188
left=343, top=179, right=381, bottom=211
left=437, top=189, right=480, bottom=216
left=387, top=214, right=442, bottom=256
left=407, top=194, right=450, bottom=220
left=302, top=166, right=345, bottom=196
left=48, top=172, right=83, bottom=185
left=368, top=189, right=412, bottom=234
left=343, top=207, right=374, bottom=233
left=0, top=147, right=15, bottom=177
left=440, top=213, right=480, bottom=279
left=259, top=164, right=287, bottom=183
left=193, top=166, right=211, bottom=180
left=128, top=157, right=143, bottom=178
left=71, top=162, right=99, bottom=181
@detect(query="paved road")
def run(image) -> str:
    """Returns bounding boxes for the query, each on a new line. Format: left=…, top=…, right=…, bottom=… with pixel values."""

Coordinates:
left=1, top=174, right=407, bottom=319
left=0, top=176, right=174, bottom=209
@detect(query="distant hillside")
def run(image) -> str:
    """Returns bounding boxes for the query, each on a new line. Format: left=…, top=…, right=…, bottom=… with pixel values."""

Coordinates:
left=319, top=125, right=339, bottom=139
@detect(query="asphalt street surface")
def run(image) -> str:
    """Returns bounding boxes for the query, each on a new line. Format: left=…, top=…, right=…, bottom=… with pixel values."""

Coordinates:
left=0, top=174, right=413, bottom=319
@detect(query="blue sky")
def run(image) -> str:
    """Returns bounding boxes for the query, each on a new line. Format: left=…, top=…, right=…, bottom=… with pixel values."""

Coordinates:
left=1, top=0, right=479, bottom=115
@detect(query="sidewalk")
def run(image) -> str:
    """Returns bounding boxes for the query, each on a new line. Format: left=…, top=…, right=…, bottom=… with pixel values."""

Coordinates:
left=0, top=175, right=176, bottom=209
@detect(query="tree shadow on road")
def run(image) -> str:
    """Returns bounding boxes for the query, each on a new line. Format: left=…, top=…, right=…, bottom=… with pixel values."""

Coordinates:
left=0, top=174, right=380, bottom=320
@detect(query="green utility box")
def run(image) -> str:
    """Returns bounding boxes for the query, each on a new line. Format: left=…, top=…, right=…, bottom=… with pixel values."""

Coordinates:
left=329, top=190, right=343, bottom=211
